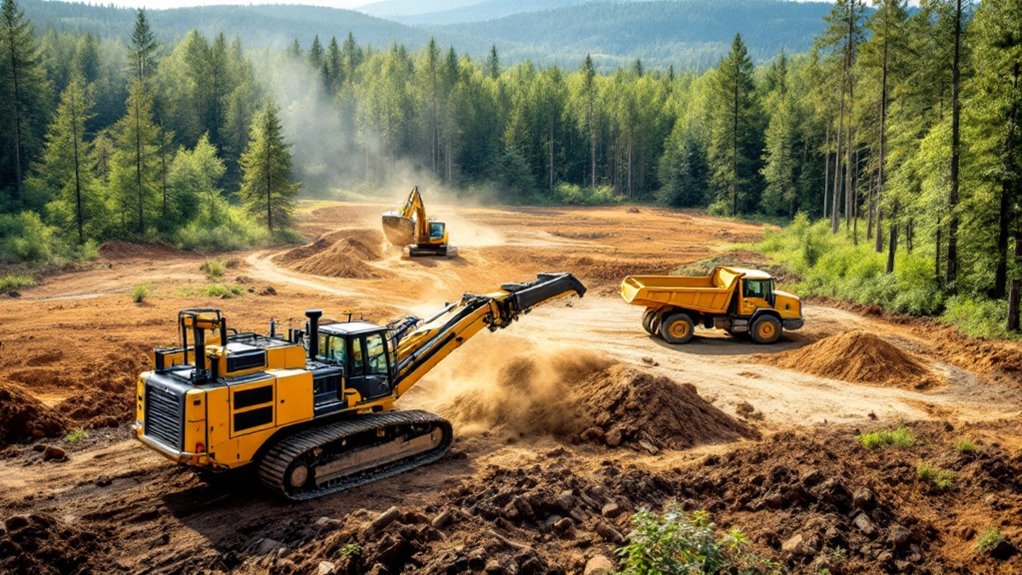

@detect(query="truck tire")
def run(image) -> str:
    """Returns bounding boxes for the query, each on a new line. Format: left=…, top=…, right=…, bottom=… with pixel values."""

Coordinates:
left=750, top=315, right=782, bottom=344
left=641, top=309, right=657, bottom=335
left=660, top=313, right=695, bottom=344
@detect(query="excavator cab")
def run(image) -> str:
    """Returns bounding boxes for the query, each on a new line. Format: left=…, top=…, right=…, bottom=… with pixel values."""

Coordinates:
left=314, top=322, right=396, bottom=404
left=428, top=221, right=446, bottom=242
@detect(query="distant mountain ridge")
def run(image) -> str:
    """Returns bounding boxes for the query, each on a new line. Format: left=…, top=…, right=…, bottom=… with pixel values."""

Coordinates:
left=27, top=0, right=833, bottom=70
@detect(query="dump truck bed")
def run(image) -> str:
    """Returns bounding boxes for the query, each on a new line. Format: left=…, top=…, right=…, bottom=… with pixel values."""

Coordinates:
left=620, top=268, right=742, bottom=315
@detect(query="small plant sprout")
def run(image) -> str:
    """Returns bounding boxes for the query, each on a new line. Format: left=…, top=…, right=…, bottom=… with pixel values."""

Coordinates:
left=916, top=463, right=954, bottom=490
left=132, top=284, right=152, bottom=303
left=974, top=527, right=1004, bottom=555
left=954, top=438, right=976, bottom=453
left=65, top=428, right=88, bottom=444
left=857, top=427, right=916, bottom=449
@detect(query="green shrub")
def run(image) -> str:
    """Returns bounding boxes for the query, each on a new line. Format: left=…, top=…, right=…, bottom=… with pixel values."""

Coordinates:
left=0, top=274, right=36, bottom=294
left=942, top=296, right=1016, bottom=340
left=857, top=427, right=916, bottom=450
left=916, top=463, right=955, bottom=490
left=339, top=542, right=361, bottom=558
left=954, top=438, right=976, bottom=453
left=975, top=528, right=1004, bottom=554
left=65, top=428, right=88, bottom=444
left=200, top=258, right=228, bottom=280
left=203, top=283, right=244, bottom=298
left=0, top=211, right=68, bottom=265
left=132, top=284, right=152, bottom=303
left=554, top=183, right=623, bottom=206
left=617, top=504, right=781, bottom=575
left=175, top=200, right=269, bottom=252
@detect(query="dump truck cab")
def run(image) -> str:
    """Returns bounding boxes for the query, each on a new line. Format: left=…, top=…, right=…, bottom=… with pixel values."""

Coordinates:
left=620, top=266, right=803, bottom=344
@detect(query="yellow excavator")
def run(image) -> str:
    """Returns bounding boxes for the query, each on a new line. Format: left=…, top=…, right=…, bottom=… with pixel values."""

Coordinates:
left=132, top=273, right=585, bottom=499
left=382, top=186, right=455, bottom=257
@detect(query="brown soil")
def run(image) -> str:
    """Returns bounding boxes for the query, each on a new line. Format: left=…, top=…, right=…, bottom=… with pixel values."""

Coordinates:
left=759, top=330, right=939, bottom=390
left=0, top=382, right=66, bottom=447
left=574, top=364, right=759, bottom=449
left=1, top=201, right=1021, bottom=575
left=275, top=229, right=388, bottom=279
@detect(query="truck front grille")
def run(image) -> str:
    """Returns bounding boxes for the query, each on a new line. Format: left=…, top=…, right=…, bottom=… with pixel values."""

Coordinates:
left=145, top=381, right=183, bottom=450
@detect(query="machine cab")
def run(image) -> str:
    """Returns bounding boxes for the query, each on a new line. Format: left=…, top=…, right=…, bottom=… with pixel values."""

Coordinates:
left=313, top=322, right=398, bottom=408
left=428, top=221, right=446, bottom=243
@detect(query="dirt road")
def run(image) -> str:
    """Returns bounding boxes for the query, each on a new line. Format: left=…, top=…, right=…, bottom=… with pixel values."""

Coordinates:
left=2, top=202, right=1020, bottom=574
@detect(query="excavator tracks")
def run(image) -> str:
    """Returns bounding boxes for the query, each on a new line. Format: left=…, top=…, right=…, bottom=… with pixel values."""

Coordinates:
left=258, top=410, right=453, bottom=500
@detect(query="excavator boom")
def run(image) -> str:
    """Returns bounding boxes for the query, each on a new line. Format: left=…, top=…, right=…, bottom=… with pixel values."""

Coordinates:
left=382, top=186, right=453, bottom=257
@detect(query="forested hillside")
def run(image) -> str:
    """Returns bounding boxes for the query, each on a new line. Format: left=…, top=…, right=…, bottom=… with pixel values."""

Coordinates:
left=2, top=0, right=1022, bottom=333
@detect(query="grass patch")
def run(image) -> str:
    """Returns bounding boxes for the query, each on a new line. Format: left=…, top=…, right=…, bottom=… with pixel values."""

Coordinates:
left=65, top=428, right=88, bottom=444
left=916, top=463, right=955, bottom=490
left=975, top=527, right=1005, bottom=554
left=202, top=283, right=244, bottom=299
left=132, top=284, right=153, bottom=303
left=857, top=427, right=916, bottom=450
left=339, top=542, right=361, bottom=558
left=617, top=504, right=781, bottom=574
left=0, top=274, right=36, bottom=294
left=200, top=258, right=228, bottom=280
left=954, top=438, right=976, bottom=453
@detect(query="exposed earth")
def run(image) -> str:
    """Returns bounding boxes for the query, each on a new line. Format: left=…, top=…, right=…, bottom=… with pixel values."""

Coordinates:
left=1, top=200, right=1021, bottom=574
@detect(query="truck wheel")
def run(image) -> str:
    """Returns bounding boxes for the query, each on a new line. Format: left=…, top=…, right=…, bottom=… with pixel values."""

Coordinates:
left=641, top=309, right=657, bottom=335
left=750, top=315, right=782, bottom=344
left=660, top=313, right=695, bottom=344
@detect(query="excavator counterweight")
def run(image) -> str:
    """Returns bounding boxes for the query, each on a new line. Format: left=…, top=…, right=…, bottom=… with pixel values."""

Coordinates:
left=132, top=273, right=584, bottom=499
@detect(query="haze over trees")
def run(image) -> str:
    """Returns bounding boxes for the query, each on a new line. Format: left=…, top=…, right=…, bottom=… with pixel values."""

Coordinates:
left=1, top=0, right=1021, bottom=333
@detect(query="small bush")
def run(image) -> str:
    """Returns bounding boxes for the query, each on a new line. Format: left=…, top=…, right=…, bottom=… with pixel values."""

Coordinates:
left=175, top=200, right=268, bottom=252
left=554, top=183, right=623, bottom=206
left=132, top=284, right=152, bottom=303
left=0, top=274, right=36, bottom=294
left=339, top=542, right=361, bottom=558
left=942, top=296, right=1016, bottom=340
left=0, top=211, right=68, bottom=264
left=617, top=504, right=781, bottom=575
left=857, top=427, right=916, bottom=450
left=200, top=258, right=228, bottom=280
left=975, top=528, right=1004, bottom=554
left=916, top=463, right=955, bottom=490
left=203, top=283, right=244, bottom=299
left=954, top=438, right=976, bottom=453
left=65, top=428, right=88, bottom=444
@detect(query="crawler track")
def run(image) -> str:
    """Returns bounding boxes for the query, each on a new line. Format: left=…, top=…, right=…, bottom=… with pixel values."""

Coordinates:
left=258, top=410, right=453, bottom=500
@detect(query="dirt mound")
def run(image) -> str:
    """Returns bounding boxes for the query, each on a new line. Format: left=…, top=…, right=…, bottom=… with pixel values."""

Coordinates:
left=760, top=330, right=938, bottom=390
left=98, top=240, right=178, bottom=260
left=275, top=229, right=387, bottom=279
left=0, top=513, right=108, bottom=574
left=576, top=364, right=759, bottom=449
left=0, top=382, right=67, bottom=447
left=442, top=353, right=756, bottom=450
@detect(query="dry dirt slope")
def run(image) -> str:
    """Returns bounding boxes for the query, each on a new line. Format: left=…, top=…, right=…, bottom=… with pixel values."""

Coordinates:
left=1, top=201, right=1021, bottom=574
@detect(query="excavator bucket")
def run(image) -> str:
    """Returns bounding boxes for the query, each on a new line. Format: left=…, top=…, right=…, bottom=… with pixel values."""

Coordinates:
left=382, top=211, right=415, bottom=246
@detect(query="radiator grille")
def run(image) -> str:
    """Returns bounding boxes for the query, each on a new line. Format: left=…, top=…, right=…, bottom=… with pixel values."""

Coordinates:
left=145, top=381, right=183, bottom=449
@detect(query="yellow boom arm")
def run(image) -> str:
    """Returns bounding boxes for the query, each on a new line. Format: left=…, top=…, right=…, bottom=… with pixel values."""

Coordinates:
left=389, top=273, right=586, bottom=397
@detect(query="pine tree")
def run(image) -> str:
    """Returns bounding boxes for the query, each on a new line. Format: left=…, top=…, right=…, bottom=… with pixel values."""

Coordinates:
left=487, top=45, right=499, bottom=80
left=761, top=53, right=799, bottom=216
left=130, top=9, right=157, bottom=82
left=708, top=34, right=763, bottom=216
left=239, top=100, right=299, bottom=233
left=110, top=79, right=159, bottom=234
left=326, top=36, right=342, bottom=91
left=1, top=0, right=48, bottom=204
left=582, top=54, right=597, bottom=187
left=28, top=73, right=97, bottom=243
left=657, top=122, right=708, bottom=208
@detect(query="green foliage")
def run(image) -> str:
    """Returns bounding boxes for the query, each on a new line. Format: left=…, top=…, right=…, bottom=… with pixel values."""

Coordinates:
left=554, top=183, right=621, bottom=206
left=974, top=528, right=1004, bottom=555
left=617, top=504, right=780, bottom=575
left=200, top=258, right=227, bottom=280
left=0, top=211, right=68, bottom=264
left=942, top=296, right=1018, bottom=341
left=339, top=542, right=361, bottom=559
left=756, top=218, right=942, bottom=315
left=916, top=463, right=954, bottom=490
left=0, top=273, right=35, bottom=293
left=132, top=283, right=152, bottom=302
left=857, top=427, right=915, bottom=450
left=64, top=428, right=88, bottom=444
left=202, top=283, right=244, bottom=298
left=175, top=198, right=268, bottom=251
left=239, top=100, right=300, bottom=233
left=953, top=438, right=976, bottom=453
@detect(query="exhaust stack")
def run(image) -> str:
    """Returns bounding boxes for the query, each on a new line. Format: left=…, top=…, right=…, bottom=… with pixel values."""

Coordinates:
left=305, top=309, right=323, bottom=360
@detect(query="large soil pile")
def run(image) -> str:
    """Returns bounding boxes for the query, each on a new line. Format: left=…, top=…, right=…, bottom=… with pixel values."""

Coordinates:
left=0, top=382, right=66, bottom=447
left=275, top=229, right=387, bottom=279
left=760, top=330, right=938, bottom=390
left=442, top=356, right=756, bottom=450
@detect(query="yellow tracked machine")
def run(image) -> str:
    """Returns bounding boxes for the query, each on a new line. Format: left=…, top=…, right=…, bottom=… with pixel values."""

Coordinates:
left=382, top=186, right=455, bottom=257
left=132, top=273, right=584, bottom=499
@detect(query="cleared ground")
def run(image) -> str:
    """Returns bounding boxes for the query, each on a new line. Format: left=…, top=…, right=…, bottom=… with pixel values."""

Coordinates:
left=1, top=202, right=1020, bottom=574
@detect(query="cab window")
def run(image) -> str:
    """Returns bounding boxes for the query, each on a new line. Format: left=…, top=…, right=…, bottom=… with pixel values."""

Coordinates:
left=351, top=337, right=364, bottom=375
left=365, top=333, right=389, bottom=376
left=317, top=334, right=346, bottom=364
left=429, top=222, right=445, bottom=240
left=744, top=279, right=773, bottom=302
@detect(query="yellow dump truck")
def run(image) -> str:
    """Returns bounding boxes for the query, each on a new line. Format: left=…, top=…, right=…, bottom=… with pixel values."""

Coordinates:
left=620, top=266, right=803, bottom=344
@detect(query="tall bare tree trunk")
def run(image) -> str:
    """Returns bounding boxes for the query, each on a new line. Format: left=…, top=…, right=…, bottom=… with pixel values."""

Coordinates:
left=946, top=0, right=963, bottom=293
left=823, top=122, right=831, bottom=218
